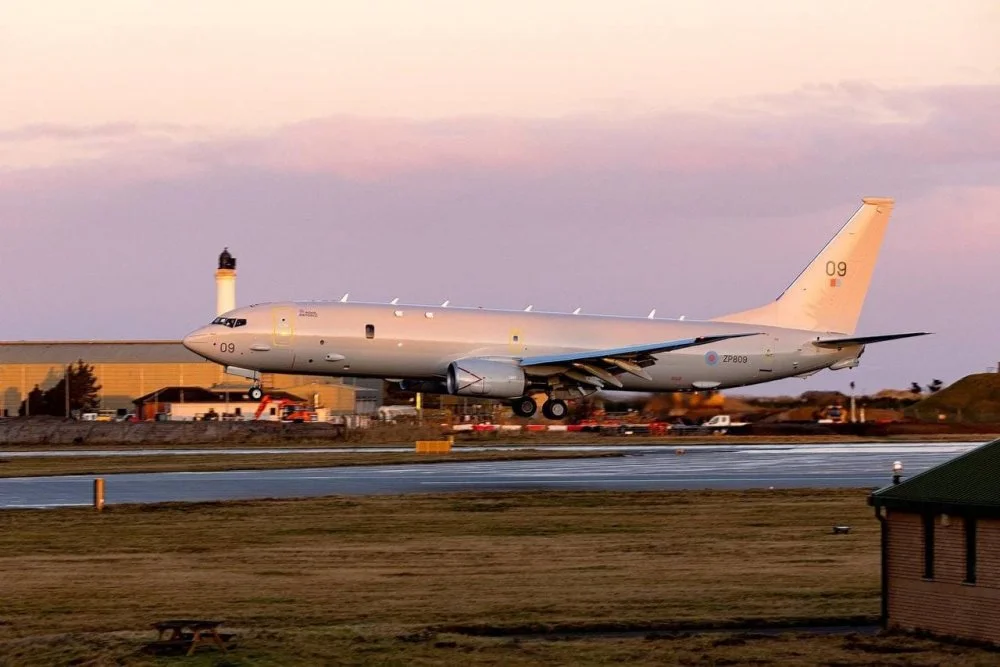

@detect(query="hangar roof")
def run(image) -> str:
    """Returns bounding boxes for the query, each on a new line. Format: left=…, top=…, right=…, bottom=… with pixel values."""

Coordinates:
left=0, top=340, right=204, bottom=364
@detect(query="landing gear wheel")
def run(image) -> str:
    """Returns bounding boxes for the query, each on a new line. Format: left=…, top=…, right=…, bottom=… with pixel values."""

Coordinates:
left=249, top=386, right=263, bottom=400
left=511, top=396, right=537, bottom=418
left=542, top=399, right=568, bottom=420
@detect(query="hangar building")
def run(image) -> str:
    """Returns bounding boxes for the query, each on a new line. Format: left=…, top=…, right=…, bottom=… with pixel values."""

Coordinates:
left=0, top=249, right=382, bottom=417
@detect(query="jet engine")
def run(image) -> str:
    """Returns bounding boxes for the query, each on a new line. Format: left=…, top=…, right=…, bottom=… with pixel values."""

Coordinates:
left=446, top=359, right=527, bottom=398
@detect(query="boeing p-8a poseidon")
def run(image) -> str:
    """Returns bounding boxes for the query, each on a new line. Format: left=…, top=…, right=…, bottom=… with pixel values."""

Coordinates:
left=183, top=197, right=927, bottom=420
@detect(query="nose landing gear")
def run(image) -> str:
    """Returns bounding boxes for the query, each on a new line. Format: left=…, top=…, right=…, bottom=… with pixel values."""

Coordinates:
left=248, top=385, right=263, bottom=401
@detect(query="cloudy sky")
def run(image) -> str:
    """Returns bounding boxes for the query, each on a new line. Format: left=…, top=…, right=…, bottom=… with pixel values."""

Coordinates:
left=1, top=0, right=998, bottom=395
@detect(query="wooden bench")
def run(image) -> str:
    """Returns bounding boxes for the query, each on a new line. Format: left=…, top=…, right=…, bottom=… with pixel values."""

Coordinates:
left=146, top=619, right=233, bottom=656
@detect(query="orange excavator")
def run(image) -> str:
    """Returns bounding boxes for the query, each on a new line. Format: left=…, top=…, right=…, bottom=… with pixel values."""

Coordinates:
left=253, top=395, right=317, bottom=423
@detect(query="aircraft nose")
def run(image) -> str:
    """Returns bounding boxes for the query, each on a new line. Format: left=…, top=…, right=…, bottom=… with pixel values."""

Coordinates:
left=182, top=327, right=214, bottom=355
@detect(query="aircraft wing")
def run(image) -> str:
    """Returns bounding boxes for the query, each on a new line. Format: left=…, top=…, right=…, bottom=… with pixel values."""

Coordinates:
left=518, top=333, right=760, bottom=388
left=811, top=332, right=929, bottom=349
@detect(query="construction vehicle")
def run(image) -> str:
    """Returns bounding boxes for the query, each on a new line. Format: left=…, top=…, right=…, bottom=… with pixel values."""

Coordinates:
left=816, top=404, right=847, bottom=424
left=253, top=395, right=318, bottom=423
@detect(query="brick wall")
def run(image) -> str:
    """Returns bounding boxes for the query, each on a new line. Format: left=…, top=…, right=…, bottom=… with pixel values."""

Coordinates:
left=887, top=510, right=1000, bottom=644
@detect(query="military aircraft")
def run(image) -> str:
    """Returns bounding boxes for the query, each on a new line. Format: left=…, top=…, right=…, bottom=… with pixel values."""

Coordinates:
left=183, top=197, right=927, bottom=420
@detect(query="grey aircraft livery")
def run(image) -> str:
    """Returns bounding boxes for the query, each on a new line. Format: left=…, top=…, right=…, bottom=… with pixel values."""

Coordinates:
left=183, top=197, right=927, bottom=420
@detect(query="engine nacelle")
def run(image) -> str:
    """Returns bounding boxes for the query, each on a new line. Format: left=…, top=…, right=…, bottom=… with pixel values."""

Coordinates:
left=446, top=359, right=527, bottom=398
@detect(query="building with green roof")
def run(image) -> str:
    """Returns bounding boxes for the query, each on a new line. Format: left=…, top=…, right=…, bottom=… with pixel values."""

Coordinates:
left=869, top=438, right=1000, bottom=645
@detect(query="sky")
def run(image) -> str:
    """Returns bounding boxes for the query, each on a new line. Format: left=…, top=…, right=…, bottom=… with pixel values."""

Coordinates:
left=1, top=1, right=998, bottom=396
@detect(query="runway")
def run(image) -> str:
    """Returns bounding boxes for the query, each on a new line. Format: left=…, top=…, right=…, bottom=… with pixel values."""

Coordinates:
left=0, top=441, right=983, bottom=508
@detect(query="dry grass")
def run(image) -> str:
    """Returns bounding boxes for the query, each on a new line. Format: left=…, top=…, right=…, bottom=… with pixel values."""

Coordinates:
left=0, top=489, right=996, bottom=665
left=0, top=450, right=617, bottom=478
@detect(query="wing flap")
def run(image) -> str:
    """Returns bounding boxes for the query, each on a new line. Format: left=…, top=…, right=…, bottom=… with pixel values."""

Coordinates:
left=812, top=332, right=929, bottom=349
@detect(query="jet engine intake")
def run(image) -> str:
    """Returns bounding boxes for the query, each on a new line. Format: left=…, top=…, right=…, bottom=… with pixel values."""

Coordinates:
left=446, top=359, right=527, bottom=398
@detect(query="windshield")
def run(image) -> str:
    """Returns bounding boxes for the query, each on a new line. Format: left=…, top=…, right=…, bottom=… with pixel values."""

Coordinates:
left=210, top=317, right=247, bottom=328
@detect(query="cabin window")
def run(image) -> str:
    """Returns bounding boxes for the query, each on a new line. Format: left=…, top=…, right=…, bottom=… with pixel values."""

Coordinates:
left=922, top=513, right=935, bottom=579
left=365, top=324, right=375, bottom=339
left=965, top=517, right=977, bottom=584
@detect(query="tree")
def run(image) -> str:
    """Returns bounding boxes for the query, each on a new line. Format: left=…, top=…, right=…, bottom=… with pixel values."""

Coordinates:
left=18, top=385, right=46, bottom=416
left=927, top=379, right=944, bottom=394
left=910, top=382, right=923, bottom=395
left=40, top=360, right=102, bottom=416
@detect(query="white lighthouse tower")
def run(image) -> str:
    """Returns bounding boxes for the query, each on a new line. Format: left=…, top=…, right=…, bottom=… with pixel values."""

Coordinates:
left=215, top=247, right=236, bottom=316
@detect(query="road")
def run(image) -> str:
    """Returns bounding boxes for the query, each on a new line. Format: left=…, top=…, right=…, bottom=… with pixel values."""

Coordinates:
left=0, top=441, right=982, bottom=508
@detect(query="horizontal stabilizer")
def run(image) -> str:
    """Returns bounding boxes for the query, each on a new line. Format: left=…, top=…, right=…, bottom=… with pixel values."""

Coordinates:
left=812, top=332, right=930, bottom=349
left=519, top=333, right=760, bottom=367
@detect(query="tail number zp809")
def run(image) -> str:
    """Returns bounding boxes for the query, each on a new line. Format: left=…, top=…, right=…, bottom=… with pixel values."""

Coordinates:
left=721, top=355, right=748, bottom=364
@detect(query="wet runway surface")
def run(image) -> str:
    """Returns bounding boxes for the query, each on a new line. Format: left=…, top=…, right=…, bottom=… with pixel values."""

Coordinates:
left=0, top=441, right=984, bottom=508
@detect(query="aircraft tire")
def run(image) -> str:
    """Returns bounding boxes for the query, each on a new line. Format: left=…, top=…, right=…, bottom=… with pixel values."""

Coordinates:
left=542, top=399, right=568, bottom=420
left=249, top=386, right=263, bottom=400
left=511, top=396, right=537, bottom=418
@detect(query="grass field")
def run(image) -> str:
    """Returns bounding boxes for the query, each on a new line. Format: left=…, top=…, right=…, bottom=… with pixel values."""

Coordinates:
left=2, top=488, right=998, bottom=664
left=0, top=450, right=618, bottom=478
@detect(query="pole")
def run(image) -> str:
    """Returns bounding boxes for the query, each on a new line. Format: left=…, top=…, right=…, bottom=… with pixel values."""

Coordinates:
left=65, top=364, right=71, bottom=419
left=93, top=478, right=105, bottom=511
left=849, top=381, right=856, bottom=423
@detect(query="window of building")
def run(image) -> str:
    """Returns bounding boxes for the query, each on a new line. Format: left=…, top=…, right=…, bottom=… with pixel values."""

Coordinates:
left=365, top=324, right=375, bottom=339
left=965, top=517, right=977, bottom=584
left=923, top=513, right=935, bottom=579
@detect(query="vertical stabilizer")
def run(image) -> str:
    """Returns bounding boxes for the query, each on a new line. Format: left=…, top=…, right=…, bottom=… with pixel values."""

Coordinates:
left=713, top=197, right=894, bottom=334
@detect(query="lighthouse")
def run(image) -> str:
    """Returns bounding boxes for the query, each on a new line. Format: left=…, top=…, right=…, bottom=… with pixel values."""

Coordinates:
left=215, top=247, right=236, bottom=316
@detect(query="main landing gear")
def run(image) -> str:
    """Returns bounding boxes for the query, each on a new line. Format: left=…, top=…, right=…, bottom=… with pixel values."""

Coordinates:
left=509, top=396, right=568, bottom=421
left=542, top=398, right=568, bottom=420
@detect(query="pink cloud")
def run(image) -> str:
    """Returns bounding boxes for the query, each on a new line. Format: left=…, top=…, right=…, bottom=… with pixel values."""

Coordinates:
left=2, top=82, right=996, bottom=189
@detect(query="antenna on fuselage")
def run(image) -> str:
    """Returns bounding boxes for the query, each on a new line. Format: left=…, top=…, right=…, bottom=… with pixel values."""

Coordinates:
left=441, top=300, right=450, bottom=307
left=340, top=293, right=349, bottom=303
left=524, top=305, right=533, bottom=312
left=679, top=315, right=686, bottom=320
left=572, top=307, right=581, bottom=315
left=647, top=309, right=656, bottom=319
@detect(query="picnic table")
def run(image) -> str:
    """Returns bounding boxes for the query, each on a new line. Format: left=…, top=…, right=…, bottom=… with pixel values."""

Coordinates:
left=148, top=619, right=233, bottom=656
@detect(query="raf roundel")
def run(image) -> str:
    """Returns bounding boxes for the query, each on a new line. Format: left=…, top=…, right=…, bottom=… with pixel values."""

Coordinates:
left=704, top=351, right=719, bottom=366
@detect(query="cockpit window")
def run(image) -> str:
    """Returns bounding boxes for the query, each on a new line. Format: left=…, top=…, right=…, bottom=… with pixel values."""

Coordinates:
left=210, top=317, right=247, bottom=328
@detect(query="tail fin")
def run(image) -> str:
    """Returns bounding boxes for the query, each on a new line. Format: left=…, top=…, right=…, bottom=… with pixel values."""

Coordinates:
left=713, top=197, right=894, bottom=334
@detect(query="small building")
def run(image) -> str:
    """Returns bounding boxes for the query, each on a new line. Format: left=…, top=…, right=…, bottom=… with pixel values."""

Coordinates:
left=869, top=438, right=1000, bottom=645
left=134, top=386, right=323, bottom=421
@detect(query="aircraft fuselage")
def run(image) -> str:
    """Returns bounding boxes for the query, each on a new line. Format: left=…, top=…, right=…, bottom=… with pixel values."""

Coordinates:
left=182, top=301, right=861, bottom=393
